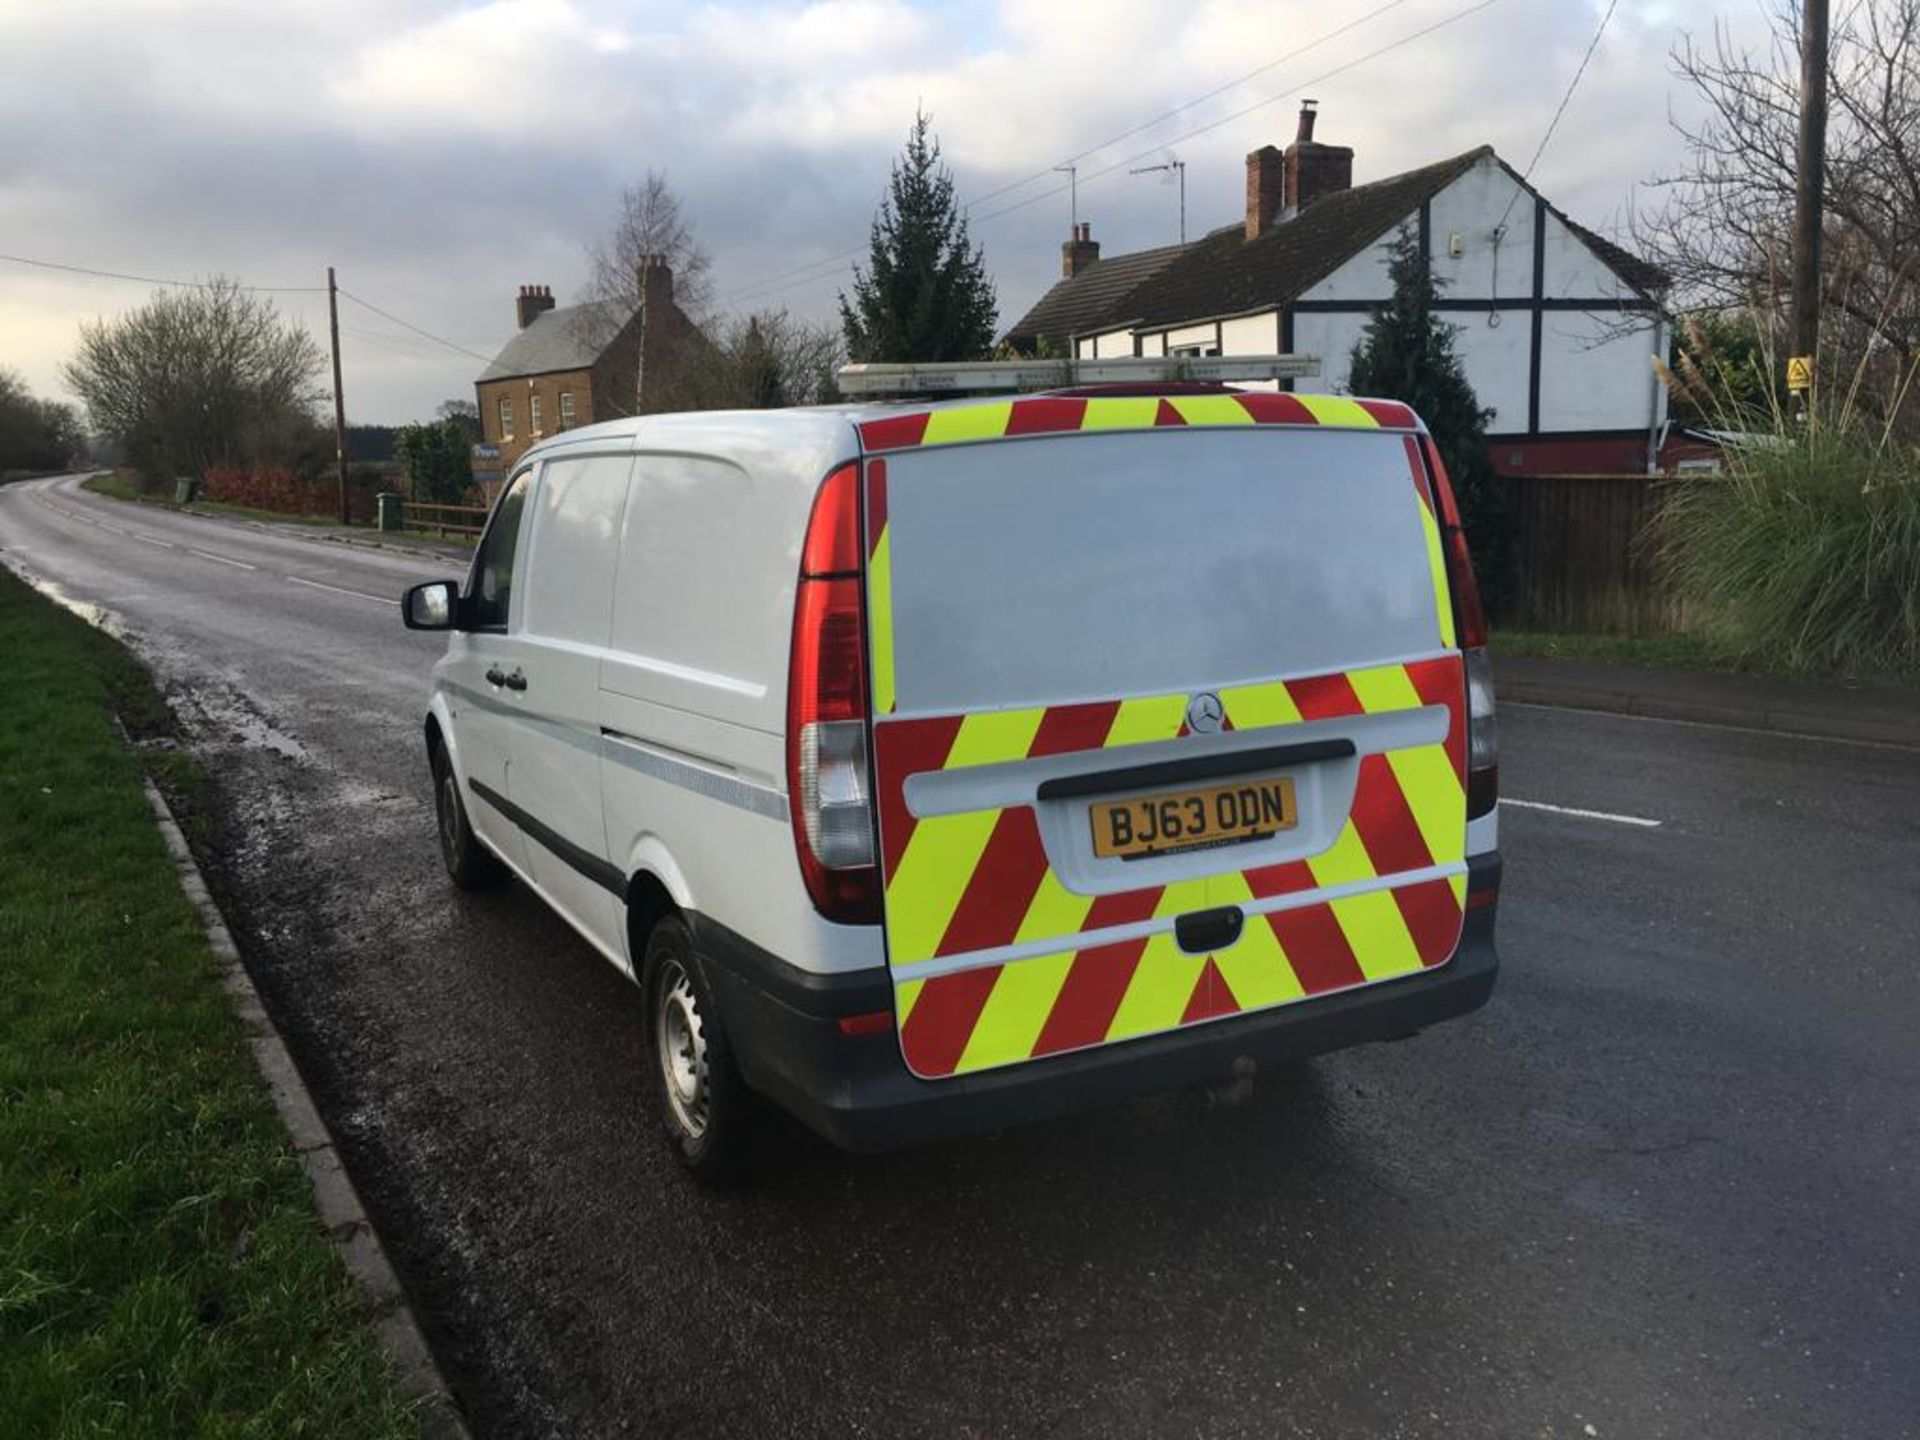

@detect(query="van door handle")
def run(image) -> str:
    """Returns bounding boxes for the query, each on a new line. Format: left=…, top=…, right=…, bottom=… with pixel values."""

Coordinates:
left=485, top=666, right=528, bottom=692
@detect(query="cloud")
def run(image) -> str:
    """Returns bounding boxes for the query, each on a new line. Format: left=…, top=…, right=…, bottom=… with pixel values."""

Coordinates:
left=1, top=0, right=1745, bottom=424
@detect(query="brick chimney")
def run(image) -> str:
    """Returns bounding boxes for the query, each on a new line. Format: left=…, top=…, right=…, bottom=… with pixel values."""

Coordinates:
left=515, top=284, right=555, bottom=329
left=1283, top=101, right=1353, bottom=214
left=637, top=254, right=674, bottom=311
left=1061, top=222, right=1101, bottom=278
left=1245, top=145, right=1286, bottom=240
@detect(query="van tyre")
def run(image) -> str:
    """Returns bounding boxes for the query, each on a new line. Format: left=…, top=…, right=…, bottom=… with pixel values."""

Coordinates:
left=643, top=916, right=760, bottom=1183
left=432, top=746, right=505, bottom=891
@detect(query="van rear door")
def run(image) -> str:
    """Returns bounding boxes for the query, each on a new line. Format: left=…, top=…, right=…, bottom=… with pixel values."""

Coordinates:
left=860, top=394, right=1468, bottom=1080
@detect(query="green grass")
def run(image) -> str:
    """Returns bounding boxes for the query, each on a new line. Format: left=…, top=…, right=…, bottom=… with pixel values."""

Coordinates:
left=1658, top=420, right=1920, bottom=676
left=1494, top=626, right=1918, bottom=688
left=82, top=472, right=336, bottom=529
left=0, top=568, right=419, bottom=1438
left=1493, top=628, right=1752, bottom=672
left=80, top=474, right=475, bottom=552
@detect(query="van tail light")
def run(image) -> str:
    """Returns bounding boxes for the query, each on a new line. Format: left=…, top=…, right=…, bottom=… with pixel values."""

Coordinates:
left=787, top=464, right=881, bottom=924
left=1464, top=645, right=1498, bottom=819
left=1420, top=439, right=1488, bottom=650
left=1420, top=439, right=1497, bottom=818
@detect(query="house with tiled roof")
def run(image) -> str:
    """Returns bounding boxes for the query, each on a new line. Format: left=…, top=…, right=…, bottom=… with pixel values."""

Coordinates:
left=473, top=257, right=704, bottom=486
left=1006, top=104, right=1671, bottom=475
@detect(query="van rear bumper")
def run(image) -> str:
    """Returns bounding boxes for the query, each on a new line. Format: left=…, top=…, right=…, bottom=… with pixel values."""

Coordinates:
left=691, top=859, right=1500, bottom=1154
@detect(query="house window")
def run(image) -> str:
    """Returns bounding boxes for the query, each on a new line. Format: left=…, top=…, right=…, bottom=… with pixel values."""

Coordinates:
left=1168, top=342, right=1221, bottom=358
left=559, top=391, right=576, bottom=429
left=530, top=391, right=543, bottom=435
left=498, top=396, right=513, bottom=439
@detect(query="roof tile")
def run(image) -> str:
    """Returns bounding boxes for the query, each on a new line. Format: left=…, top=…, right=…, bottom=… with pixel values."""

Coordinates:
left=477, top=299, right=630, bottom=382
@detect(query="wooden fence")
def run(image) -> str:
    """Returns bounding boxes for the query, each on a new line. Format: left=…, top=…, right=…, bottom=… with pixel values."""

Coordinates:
left=1502, top=472, right=1686, bottom=635
left=400, top=500, right=489, bottom=538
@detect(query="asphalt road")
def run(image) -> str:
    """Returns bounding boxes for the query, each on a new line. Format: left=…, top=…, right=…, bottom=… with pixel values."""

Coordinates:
left=4, top=471, right=1916, bottom=1439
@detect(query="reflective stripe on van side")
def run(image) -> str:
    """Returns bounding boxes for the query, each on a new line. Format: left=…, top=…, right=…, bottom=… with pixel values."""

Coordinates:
left=443, top=679, right=788, bottom=824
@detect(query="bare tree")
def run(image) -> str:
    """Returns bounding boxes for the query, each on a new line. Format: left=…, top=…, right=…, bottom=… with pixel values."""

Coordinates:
left=64, top=278, right=324, bottom=483
left=0, top=369, right=85, bottom=473
left=1639, top=1, right=1920, bottom=392
left=677, top=309, right=844, bottom=411
left=585, top=170, right=714, bottom=322
left=577, top=171, right=718, bottom=416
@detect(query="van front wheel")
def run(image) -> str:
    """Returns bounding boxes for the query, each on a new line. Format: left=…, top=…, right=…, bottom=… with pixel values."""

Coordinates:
left=432, top=746, right=505, bottom=891
left=643, top=917, right=759, bottom=1183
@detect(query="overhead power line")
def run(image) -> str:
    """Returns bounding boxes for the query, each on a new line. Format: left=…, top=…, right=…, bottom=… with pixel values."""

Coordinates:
left=0, top=250, right=325, bottom=293
left=715, top=0, right=1431, bottom=308
left=717, top=0, right=1504, bottom=309
left=1516, top=0, right=1620, bottom=184
left=1496, top=0, right=1620, bottom=233
left=1, top=247, right=497, bottom=369
left=973, top=0, right=1504, bottom=227
left=337, top=287, right=497, bottom=366
left=960, top=0, right=1419, bottom=215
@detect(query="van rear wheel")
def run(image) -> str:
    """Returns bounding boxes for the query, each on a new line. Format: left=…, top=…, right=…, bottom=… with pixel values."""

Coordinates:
left=431, top=745, right=505, bottom=891
left=643, top=916, right=759, bottom=1183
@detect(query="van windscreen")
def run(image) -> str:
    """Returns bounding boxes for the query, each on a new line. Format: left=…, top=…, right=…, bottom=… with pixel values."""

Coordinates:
left=879, top=427, right=1447, bottom=715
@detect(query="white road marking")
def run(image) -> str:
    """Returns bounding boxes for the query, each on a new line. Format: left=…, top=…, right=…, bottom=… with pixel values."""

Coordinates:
left=188, top=547, right=258, bottom=571
left=130, top=531, right=176, bottom=549
left=1502, top=797, right=1663, bottom=828
left=285, top=574, right=390, bottom=605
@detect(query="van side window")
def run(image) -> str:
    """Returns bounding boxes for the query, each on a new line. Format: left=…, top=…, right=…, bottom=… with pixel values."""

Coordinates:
left=521, top=454, right=633, bottom=647
left=468, top=470, right=531, bottom=630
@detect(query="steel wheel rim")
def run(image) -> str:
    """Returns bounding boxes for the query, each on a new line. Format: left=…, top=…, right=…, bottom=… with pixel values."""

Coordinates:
left=655, top=959, right=709, bottom=1139
left=437, top=767, right=461, bottom=867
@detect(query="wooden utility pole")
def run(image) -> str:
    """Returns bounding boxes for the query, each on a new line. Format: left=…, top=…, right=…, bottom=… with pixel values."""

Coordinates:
left=1789, top=0, right=1830, bottom=398
left=327, top=265, right=350, bottom=524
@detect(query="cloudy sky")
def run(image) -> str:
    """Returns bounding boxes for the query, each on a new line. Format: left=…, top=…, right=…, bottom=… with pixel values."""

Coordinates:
left=1, top=0, right=1751, bottom=425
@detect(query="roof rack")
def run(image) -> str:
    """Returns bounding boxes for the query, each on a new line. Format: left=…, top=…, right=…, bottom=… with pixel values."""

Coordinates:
left=834, top=353, right=1321, bottom=398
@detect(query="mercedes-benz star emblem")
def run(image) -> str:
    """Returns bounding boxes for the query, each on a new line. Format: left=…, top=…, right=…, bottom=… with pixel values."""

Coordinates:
left=1187, top=691, right=1226, bottom=734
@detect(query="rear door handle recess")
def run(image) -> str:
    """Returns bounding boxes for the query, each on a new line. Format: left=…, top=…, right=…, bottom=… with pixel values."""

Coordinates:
left=486, top=667, right=528, bottom=692
left=1175, top=905, right=1244, bottom=955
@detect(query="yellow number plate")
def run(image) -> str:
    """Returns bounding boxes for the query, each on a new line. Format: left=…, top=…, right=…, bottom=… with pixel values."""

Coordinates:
left=1090, top=777, right=1298, bottom=860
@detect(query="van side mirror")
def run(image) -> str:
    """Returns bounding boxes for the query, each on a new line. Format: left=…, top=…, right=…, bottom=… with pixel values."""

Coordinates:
left=402, top=580, right=462, bottom=631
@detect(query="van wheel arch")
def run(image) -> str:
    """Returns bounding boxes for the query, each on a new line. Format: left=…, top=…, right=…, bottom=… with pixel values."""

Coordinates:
left=624, top=871, right=679, bottom=972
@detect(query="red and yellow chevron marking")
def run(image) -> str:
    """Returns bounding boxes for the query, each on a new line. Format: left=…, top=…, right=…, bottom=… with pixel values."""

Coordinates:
left=874, top=655, right=1468, bottom=1078
left=857, top=391, right=1419, bottom=454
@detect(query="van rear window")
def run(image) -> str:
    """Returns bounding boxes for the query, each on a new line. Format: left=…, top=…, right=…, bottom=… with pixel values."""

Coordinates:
left=880, top=428, right=1446, bottom=715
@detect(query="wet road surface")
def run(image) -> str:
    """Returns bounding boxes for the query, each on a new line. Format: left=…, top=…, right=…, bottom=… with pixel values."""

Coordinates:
left=4, top=472, right=1916, bottom=1438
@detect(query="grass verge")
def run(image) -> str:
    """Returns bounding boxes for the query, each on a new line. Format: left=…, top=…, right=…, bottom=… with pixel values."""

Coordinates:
left=80, top=473, right=475, bottom=553
left=0, top=566, right=418, bottom=1437
left=1494, top=627, right=1918, bottom=688
left=83, top=471, right=335, bottom=529
left=1493, top=629, right=1751, bottom=672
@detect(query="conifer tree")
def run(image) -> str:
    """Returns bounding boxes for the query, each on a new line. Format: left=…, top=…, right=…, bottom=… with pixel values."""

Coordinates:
left=841, top=112, right=997, bottom=363
left=1349, top=225, right=1514, bottom=611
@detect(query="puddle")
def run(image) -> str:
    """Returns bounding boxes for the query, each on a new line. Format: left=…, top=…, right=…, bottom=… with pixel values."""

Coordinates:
left=169, top=678, right=312, bottom=762
left=1, top=554, right=126, bottom=637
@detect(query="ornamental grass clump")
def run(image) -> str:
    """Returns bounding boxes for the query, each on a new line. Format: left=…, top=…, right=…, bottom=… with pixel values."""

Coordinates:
left=1655, top=316, right=1920, bottom=676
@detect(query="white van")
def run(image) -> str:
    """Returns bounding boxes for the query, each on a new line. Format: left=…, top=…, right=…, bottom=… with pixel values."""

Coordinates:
left=402, top=379, right=1501, bottom=1178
